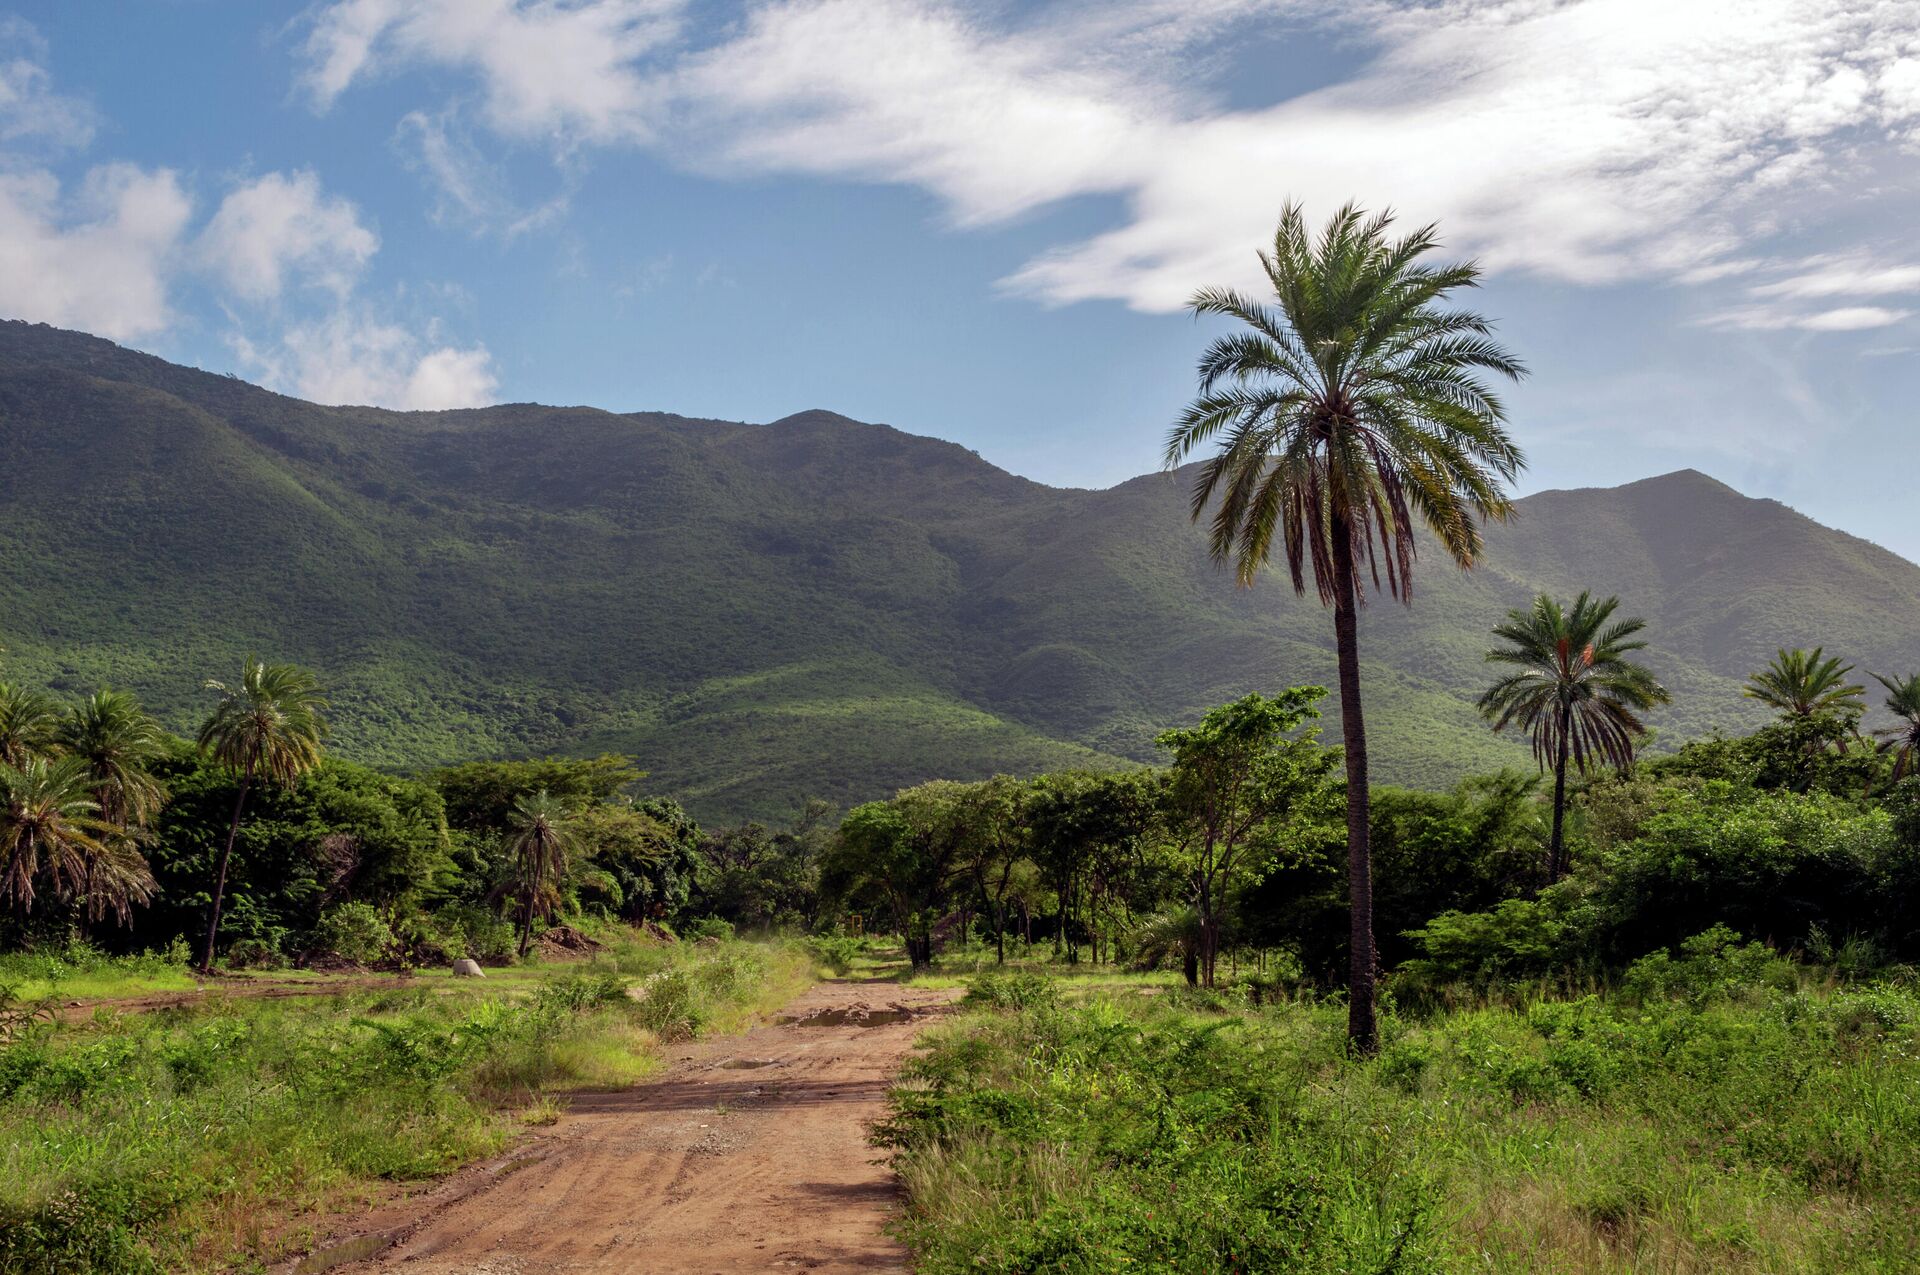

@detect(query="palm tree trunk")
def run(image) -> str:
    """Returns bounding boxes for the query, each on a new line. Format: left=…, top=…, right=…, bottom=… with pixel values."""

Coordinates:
left=1329, top=515, right=1377, bottom=1054
left=199, top=758, right=254, bottom=972
left=1548, top=702, right=1572, bottom=883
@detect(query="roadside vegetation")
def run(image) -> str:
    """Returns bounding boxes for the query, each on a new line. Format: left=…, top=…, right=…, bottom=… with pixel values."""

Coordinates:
left=882, top=952, right=1919, bottom=1273
left=0, top=933, right=813, bottom=1273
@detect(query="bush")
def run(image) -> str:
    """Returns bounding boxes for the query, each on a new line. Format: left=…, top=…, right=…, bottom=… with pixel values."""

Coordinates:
left=964, top=972, right=1056, bottom=1011
left=806, top=932, right=866, bottom=976
left=1618, top=925, right=1797, bottom=1005
left=310, top=903, right=394, bottom=965
left=682, top=916, right=735, bottom=942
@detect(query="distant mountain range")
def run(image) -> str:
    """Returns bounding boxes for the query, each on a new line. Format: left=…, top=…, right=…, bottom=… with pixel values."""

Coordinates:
left=4, top=320, right=1918, bottom=821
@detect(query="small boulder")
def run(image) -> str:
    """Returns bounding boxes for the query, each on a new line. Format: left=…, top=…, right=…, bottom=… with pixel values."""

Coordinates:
left=452, top=958, right=486, bottom=978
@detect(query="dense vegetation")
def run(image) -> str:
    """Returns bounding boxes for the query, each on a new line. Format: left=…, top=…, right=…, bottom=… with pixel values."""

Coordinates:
left=883, top=956, right=1918, bottom=1272
left=5, top=321, right=1920, bottom=820
left=0, top=937, right=813, bottom=1272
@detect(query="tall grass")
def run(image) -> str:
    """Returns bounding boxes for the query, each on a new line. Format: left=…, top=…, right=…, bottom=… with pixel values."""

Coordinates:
left=0, top=938, right=814, bottom=1272
left=882, top=943, right=1920, bottom=1273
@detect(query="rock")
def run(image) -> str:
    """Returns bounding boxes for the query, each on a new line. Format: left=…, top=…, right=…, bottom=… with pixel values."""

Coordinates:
left=452, top=958, right=485, bottom=978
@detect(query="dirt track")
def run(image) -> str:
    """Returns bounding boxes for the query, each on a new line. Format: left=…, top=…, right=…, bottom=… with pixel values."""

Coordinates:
left=296, top=980, right=957, bottom=1275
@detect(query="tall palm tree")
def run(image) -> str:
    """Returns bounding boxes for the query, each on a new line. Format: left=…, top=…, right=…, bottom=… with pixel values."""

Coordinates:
left=505, top=790, right=577, bottom=958
left=196, top=659, right=327, bottom=970
left=0, top=682, right=61, bottom=768
left=0, top=756, right=100, bottom=915
left=1165, top=202, right=1526, bottom=1052
left=59, top=690, right=169, bottom=829
left=1478, top=592, right=1670, bottom=882
left=1869, top=672, right=1920, bottom=785
left=1744, top=648, right=1865, bottom=721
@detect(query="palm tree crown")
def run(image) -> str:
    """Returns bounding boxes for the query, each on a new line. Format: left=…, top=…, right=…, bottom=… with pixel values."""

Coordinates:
left=1479, top=592, right=1670, bottom=883
left=1479, top=592, right=1670, bottom=774
left=0, top=755, right=108, bottom=916
left=60, top=689, right=169, bottom=828
left=1744, top=648, right=1865, bottom=720
left=198, top=659, right=327, bottom=782
left=1165, top=201, right=1526, bottom=599
left=1870, top=672, right=1920, bottom=784
left=506, top=790, right=578, bottom=957
left=0, top=682, right=62, bottom=768
left=1165, top=202, right=1527, bottom=1054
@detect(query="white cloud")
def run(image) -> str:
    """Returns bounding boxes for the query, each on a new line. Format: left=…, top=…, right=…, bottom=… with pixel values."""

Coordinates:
left=0, top=18, right=95, bottom=148
left=0, top=163, right=192, bottom=339
left=0, top=25, right=185, bottom=341
left=1704, top=303, right=1912, bottom=332
left=197, top=170, right=379, bottom=302
left=303, top=0, right=1920, bottom=309
left=302, top=0, right=682, bottom=144
left=232, top=307, right=498, bottom=410
left=395, top=108, right=571, bottom=236
left=1752, top=254, right=1920, bottom=300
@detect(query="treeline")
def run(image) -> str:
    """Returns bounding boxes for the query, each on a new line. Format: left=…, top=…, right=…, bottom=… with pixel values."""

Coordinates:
left=3, top=634, right=1918, bottom=993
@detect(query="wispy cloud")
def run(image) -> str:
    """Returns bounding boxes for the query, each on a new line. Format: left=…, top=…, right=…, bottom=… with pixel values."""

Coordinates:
left=1705, top=303, right=1913, bottom=332
left=298, top=0, right=1920, bottom=313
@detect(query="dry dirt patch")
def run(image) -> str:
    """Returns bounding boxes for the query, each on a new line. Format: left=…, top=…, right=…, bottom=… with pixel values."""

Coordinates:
left=287, top=981, right=958, bottom=1275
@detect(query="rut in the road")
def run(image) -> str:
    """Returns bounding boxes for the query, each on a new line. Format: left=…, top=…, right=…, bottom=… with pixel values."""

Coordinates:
left=294, top=981, right=957, bottom=1275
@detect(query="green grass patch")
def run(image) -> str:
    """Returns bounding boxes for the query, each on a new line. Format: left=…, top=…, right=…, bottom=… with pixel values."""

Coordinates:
left=0, top=937, right=814, bottom=1272
left=882, top=966, right=1920, bottom=1273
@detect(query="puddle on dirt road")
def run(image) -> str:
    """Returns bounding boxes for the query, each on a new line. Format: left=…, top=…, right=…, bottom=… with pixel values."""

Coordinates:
left=778, top=1007, right=917, bottom=1028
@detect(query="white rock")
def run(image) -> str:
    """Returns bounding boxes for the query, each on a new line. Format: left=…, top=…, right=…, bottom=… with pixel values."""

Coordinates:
left=452, top=958, right=486, bottom=978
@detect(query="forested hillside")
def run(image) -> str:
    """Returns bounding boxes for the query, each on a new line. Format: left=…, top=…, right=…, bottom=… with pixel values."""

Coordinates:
left=5, top=319, right=1919, bottom=819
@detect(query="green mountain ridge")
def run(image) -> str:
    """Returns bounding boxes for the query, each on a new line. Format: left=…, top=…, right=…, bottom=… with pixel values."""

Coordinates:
left=4, top=319, right=1917, bottom=821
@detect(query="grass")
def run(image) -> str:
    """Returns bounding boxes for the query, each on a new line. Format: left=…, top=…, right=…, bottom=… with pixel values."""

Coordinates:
left=879, top=955, right=1920, bottom=1273
left=0, top=934, right=818, bottom=1273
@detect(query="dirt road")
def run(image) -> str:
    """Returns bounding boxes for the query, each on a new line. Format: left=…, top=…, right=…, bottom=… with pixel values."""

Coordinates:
left=297, top=980, right=957, bottom=1275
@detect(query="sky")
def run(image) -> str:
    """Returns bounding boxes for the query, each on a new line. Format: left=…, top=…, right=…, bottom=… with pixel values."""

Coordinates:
left=3, top=1, right=1919, bottom=556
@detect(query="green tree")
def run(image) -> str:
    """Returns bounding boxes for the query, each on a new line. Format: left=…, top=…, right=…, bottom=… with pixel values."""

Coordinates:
left=195, top=659, right=327, bottom=970
left=0, top=682, right=60, bottom=768
left=1744, top=647, right=1866, bottom=721
left=1165, top=203, right=1526, bottom=1050
left=0, top=755, right=155, bottom=926
left=504, top=789, right=576, bottom=957
left=825, top=783, right=973, bottom=967
left=1870, top=673, right=1920, bottom=786
left=1157, top=689, right=1339, bottom=986
left=59, top=689, right=169, bottom=829
left=1478, top=592, right=1670, bottom=882
left=432, top=755, right=642, bottom=832
left=1027, top=771, right=1162, bottom=966
left=951, top=776, right=1031, bottom=964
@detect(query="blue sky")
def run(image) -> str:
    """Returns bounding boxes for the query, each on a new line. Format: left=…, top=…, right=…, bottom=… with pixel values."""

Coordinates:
left=4, top=1, right=1920, bottom=557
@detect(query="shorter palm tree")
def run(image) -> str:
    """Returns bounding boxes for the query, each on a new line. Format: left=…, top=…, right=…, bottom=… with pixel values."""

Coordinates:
left=1870, top=673, right=1920, bottom=785
left=60, top=690, right=169, bottom=829
left=1745, top=648, right=1866, bottom=721
left=197, top=660, right=327, bottom=970
left=0, top=683, right=62, bottom=767
left=0, top=756, right=108, bottom=916
left=504, top=790, right=577, bottom=957
left=1478, top=592, right=1670, bottom=882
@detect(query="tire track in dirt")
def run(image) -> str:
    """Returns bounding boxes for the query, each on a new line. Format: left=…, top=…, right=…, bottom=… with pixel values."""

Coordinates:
left=292, top=981, right=957, bottom=1275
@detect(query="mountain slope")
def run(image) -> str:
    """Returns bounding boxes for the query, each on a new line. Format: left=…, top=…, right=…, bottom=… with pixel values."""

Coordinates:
left=4, top=320, right=1917, bottom=820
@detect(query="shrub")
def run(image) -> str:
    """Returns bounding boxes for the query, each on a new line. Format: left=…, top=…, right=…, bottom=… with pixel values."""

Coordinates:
left=682, top=916, right=735, bottom=942
left=964, top=972, right=1056, bottom=1011
left=806, top=932, right=866, bottom=975
left=310, top=903, right=394, bottom=965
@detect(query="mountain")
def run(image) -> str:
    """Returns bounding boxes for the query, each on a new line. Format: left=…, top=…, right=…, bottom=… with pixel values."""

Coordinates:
left=4, top=320, right=1918, bottom=821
